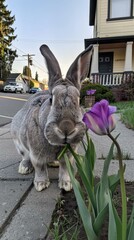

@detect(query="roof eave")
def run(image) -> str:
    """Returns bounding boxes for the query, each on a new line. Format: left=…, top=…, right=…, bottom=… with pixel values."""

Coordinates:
left=89, top=0, right=97, bottom=26
left=84, top=35, right=134, bottom=48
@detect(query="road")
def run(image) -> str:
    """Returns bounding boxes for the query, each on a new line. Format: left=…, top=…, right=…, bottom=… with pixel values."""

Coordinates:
left=0, top=92, right=30, bottom=127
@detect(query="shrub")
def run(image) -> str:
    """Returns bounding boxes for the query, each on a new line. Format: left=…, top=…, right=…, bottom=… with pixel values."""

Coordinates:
left=112, top=78, right=134, bottom=101
left=80, top=82, right=115, bottom=105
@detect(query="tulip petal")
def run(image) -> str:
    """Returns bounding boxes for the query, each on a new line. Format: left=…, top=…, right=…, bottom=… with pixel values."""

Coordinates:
left=108, top=105, right=117, bottom=115
left=83, top=99, right=116, bottom=136
left=89, top=102, right=103, bottom=117
left=86, top=89, right=96, bottom=95
left=108, top=115, right=116, bottom=132
left=83, top=112, right=107, bottom=135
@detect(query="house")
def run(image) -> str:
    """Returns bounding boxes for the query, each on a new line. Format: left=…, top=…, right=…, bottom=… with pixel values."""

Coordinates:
left=85, top=0, right=134, bottom=87
left=6, top=73, right=29, bottom=93
left=22, top=75, right=47, bottom=90
left=5, top=73, right=47, bottom=92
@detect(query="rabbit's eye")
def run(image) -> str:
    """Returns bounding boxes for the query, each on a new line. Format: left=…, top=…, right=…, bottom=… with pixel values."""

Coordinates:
left=49, top=97, right=52, bottom=105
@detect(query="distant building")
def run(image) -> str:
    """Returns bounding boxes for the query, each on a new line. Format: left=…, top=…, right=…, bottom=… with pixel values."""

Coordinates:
left=5, top=73, right=47, bottom=92
left=6, top=73, right=29, bottom=93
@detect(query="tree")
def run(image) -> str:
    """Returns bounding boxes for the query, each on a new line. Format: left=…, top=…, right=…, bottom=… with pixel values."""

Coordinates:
left=23, top=65, right=32, bottom=78
left=0, top=0, right=17, bottom=80
left=23, top=65, right=33, bottom=89
left=35, top=71, right=38, bottom=81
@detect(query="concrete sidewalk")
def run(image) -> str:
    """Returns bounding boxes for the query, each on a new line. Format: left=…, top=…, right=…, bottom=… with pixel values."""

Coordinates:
left=0, top=124, right=60, bottom=240
left=0, top=114, right=134, bottom=239
left=91, top=114, right=134, bottom=182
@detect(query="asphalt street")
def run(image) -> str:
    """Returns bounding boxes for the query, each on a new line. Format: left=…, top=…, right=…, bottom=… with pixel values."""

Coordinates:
left=0, top=92, right=30, bottom=127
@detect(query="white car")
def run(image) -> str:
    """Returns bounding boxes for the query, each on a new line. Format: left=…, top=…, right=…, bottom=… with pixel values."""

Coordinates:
left=4, top=82, right=24, bottom=93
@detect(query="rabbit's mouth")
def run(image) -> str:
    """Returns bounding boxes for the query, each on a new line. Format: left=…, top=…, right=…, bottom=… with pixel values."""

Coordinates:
left=44, top=121, right=86, bottom=146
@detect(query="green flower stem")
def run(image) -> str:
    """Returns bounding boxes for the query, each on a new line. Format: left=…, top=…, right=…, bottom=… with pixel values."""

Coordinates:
left=108, top=132, right=127, bottom=240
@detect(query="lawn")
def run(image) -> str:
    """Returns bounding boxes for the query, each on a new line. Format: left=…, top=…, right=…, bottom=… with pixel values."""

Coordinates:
left=112, top=101, right=134, bottom=129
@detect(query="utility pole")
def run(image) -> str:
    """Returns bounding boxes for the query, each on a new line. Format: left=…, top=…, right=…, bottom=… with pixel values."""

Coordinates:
left=23, top=54, right=35, bottom=89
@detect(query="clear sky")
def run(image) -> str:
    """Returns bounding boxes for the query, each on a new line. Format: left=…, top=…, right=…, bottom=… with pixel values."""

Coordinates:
left=5, top=0, right=93, bottom=82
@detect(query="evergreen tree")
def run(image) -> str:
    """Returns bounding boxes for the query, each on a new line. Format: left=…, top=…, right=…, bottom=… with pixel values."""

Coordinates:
left=35, top=71, right=38, bottom=81
left=0, top=0, right=17, bottom=80
left=23, top=65, right=32, bottom=78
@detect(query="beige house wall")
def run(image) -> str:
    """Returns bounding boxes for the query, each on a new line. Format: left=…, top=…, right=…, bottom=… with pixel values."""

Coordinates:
left=99, top=44, right=134, bottom=72
left=113, top=49, right=126, bottom=72
left=100, top=47, right=125, bottom=72
left=95, top=0, right=134, bottom=38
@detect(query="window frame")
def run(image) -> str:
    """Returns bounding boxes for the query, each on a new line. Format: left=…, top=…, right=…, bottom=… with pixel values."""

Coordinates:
left=107, top=0, right=134, bottom=21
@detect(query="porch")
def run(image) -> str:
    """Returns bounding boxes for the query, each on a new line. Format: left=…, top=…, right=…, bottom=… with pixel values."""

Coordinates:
left=91, top=72, right=134, bottom=86
left=85, top=36, right=134, bottom=87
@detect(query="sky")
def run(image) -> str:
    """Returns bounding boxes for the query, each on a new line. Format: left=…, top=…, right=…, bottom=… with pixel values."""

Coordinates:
left=5, top=0, right=93, bottom=82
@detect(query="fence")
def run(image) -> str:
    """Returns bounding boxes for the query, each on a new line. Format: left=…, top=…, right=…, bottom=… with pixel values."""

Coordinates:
left=91, top=72, right=134, bottom=86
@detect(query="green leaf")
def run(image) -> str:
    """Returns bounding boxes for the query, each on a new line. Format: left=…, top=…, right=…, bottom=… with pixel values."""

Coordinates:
left=75, top=155, right=97, bottom=218
left=101, top=141, right=115, bottom=184
left=102, top=133, right=120, bottom=186
left=93, top=204, right=108, bottom=234
left=108, top=191, right=122, bottom=240
left=58, top=145, right=68, bottom=160
left=108, top=172, right=120, bottom=193
left=98, top=141, right=115, bottom=212
left=68, top=142, right=97, bottom=218
left=84, top=133, right=96, bottom=185
left=127, top=219, right=134, bottom=240
left=65, top=155, right=98, bottom=240
left=127, top=204, right=134, bottom=239
left=86, top=133, right=96, bottom=170
left=95, top=182, right=101, bottom=214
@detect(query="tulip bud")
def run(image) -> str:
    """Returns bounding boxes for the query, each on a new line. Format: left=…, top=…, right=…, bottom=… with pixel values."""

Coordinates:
left=83, top=99, right=116, bottom=135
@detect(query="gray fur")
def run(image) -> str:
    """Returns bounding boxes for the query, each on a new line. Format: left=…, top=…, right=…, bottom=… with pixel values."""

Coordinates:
left=11, top=44, right=93, bottom=192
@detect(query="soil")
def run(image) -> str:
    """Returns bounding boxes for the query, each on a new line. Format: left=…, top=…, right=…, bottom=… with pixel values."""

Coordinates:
left=47, top=177, right=134, bottom=240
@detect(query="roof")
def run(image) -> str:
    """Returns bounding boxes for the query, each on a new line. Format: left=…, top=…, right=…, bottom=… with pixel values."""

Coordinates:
left=89, top=0, right=97, bottom=26
left=84, top=35, right=134, bottom=48
left=6, top=73, right=21, bottom=82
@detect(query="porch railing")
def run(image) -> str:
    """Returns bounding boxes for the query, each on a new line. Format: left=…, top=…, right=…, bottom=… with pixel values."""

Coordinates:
left=91, top=72, right=134, bottom=86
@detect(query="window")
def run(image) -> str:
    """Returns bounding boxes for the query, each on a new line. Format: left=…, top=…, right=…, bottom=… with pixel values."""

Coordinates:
left=108, top=0, right=133, bottom=19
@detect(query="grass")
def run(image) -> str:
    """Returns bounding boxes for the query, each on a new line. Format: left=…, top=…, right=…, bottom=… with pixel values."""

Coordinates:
left=47, top=197, right=81, bottom=240
left=99, top=151, right=132, bottom=160
left=111, top=101, right=134, bottom=130
left=112, top=101, right=134, bottom=112
left=50, top=219, right=80, bottom=240
left=121, top=109, right=134, bottom=130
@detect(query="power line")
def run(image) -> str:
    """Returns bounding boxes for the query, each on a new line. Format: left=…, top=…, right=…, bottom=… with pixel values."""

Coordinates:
left=33, top=58, right=46, bottom=70
left=32, top=63, right=48, bottom=74
left=11, top=43, right=47, bottom=74
left=14, top=38, right=84, bottom=44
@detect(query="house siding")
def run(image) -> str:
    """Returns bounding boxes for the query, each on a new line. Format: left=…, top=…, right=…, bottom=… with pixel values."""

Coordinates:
left=96, top=0, right=134, bottom=38
left=113, top=48, right=126, bottom=72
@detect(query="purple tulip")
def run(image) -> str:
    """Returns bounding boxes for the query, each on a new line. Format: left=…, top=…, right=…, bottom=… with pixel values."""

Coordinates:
left=86, top=89, right=96, bottom=95
left=82, top=99, right=117, bottom=135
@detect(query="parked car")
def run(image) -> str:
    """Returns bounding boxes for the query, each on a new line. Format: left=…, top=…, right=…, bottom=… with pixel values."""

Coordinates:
left=3, top=82, right=24, bottom=93
left=29, top=87, right=42, bottom=94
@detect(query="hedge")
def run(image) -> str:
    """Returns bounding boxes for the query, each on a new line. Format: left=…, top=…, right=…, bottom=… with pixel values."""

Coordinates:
left=80, top=82, right=115, bottom=106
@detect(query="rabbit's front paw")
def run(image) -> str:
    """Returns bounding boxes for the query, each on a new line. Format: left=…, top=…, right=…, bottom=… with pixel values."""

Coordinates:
left=18, top=160, right=33, bottom=174
left=34, top=180, right=50, bottom=192
left=58, top=180, right=72, bottom=192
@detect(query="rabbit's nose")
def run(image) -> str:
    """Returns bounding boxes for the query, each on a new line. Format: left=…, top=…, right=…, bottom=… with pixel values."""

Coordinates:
left=59, top=119, right=75, bottom=136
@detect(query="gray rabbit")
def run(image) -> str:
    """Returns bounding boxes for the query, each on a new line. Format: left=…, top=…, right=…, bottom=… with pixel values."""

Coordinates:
left=11, top=44, right=93, bottom=192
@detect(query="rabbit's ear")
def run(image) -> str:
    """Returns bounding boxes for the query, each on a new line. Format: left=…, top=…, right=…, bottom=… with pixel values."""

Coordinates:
left=40, top=45, right=62, bottom=92
left=66, top=45, right=93, bottom=90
